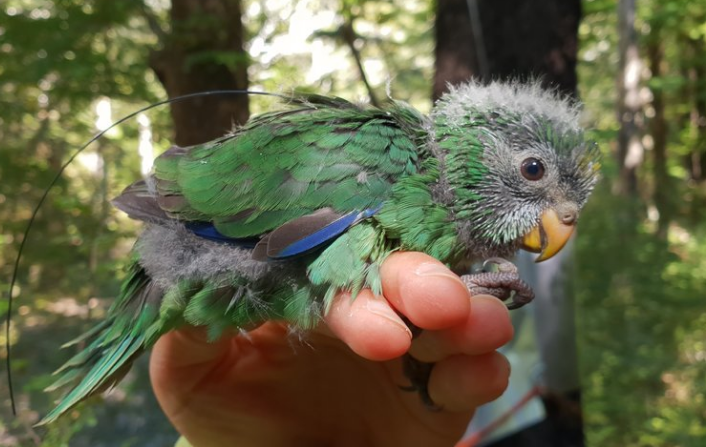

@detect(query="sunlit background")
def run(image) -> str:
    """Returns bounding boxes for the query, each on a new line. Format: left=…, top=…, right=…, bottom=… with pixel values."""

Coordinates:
left=1, top=0, right=706, bottom=446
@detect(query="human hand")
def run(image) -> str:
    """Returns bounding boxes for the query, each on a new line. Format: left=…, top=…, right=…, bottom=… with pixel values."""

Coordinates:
left=150, top=252, right=513, bottom=447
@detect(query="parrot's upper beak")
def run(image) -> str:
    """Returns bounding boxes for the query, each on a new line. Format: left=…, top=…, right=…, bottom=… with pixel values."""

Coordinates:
left=521, top=208, right=576, bottom=262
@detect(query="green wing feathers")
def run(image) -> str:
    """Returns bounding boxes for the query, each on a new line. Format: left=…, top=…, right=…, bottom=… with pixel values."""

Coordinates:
left=153, top=96, right=422, bottom=238
left=308, top=222, right=389, bottom=311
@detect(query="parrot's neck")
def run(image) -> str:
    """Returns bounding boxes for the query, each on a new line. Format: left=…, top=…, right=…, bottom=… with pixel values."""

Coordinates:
left=425, top=116, right=521, bottom=262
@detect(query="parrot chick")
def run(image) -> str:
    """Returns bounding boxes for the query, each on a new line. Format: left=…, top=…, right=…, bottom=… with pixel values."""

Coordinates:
left=39, top=80, right=599, bottom=424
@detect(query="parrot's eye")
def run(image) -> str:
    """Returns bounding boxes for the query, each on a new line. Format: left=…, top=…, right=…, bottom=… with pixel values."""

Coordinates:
left=520, top=158, right=545, bottom=181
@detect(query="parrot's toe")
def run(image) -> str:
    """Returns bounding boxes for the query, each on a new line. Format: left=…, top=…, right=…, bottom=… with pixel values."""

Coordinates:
left=482, top=257, right=518, bottom=274
left=460, top=266, right=535, bottom=310
left=505, top=284, right=535, bottom=309
left=398, top=319, right=442, bottom=410
left=400, top=353, right=442, bottom=411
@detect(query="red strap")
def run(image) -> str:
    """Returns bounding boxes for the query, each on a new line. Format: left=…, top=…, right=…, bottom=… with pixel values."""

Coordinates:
left=454, top=386, right=542, bottom=447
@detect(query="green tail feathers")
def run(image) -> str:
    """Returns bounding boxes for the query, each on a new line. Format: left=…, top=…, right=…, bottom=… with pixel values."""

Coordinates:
left=39, top=255, right=328, bottom=424
left=38, top=262, right=165, bottom=425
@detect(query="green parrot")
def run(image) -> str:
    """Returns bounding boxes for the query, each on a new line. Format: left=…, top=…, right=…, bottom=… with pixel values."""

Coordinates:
left=39, top=80, right=599, bottom=424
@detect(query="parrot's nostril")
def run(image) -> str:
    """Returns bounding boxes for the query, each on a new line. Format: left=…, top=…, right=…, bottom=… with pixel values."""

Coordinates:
left=554, top=203, right=579, bottom=226
left=561, top=212, right=576, bottom=225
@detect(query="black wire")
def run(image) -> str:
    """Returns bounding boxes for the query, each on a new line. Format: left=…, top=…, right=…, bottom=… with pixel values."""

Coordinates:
left=466, top=0, right=489, bottom=79
left=4, top=89, right=286, bottom=416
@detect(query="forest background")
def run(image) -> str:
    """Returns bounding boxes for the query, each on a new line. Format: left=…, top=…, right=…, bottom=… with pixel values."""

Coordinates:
left=1, top=0, right=706, bottom=446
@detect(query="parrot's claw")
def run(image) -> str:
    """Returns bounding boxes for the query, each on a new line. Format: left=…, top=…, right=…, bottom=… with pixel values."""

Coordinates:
left=400, top=354, right=442, bottom=411
left=461, top=258, right=535, bottom=310
left=398, top=319, right=442, bottom=411
left=482, top=257, right=518, bottom=274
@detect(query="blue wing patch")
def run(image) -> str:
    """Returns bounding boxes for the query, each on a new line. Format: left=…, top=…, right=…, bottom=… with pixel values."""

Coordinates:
left=187, top=206, right=381, bottom=260
left=271, top=208, right=376, bottom=259
left=186, top=222, right=258, bottom=248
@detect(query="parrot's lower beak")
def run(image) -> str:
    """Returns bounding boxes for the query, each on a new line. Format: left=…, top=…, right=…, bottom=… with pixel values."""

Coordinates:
left=521, top=209, right=575, bottom=262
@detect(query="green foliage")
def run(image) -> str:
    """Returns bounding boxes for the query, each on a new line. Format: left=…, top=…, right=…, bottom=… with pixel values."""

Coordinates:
left=576, top=179, right=706, bottom=446
left=2, top=0, right=706, bottom=445
left=0, top=1, right=176, bottom=445
left=244, top=0, right=434, bottom=112
left=578, top=0, right=706, bottom=445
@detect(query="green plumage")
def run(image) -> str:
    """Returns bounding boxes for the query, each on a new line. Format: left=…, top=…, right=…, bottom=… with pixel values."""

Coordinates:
left=159, top=97, right=419, bottom=237
left=42, top=261, right=163, bottom=422
left=41, top=82, right=599, bottom=424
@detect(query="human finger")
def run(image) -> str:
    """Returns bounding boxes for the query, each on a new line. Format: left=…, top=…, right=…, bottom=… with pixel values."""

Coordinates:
left=408, top=295, right=513, bottom=362
left=380, top=252, right=471, bottom=330
left=325, top=289, right=412, bottom=361
left=429, top=352, right=511, bottom=412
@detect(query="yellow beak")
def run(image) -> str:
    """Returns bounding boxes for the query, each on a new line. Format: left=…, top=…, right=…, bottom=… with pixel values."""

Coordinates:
left=521, top=209, right=575, bottom=262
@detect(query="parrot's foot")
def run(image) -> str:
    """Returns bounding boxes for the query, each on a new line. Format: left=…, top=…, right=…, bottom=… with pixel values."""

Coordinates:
left=400, top=354, right=442, bottom=411
left=460, top=257, right=535, bottom=310
left=397, top=319, right=441, bottom=411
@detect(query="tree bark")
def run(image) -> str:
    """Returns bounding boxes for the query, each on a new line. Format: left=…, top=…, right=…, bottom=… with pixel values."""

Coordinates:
left=646, top=30, right=670, bottom=239
left=686, top=37, right=706, bottom=183
left=149, top=0, right=250, bottom=146
left=433, top=0, right=477, bottom=100
left=433, top=0, right=581, bottom=100
left=616, top=0, right=643, bottom=196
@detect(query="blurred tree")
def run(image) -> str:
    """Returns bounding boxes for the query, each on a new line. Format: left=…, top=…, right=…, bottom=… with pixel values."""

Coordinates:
left=684, top=36, right=706, bottom=183
left=616, top=0, right=643, bottom=196
left=147, top=0, right=250, bottom=145
left=684, top=33, right=706, bottom=184
left=0, top=1, right=176, bottom=445
left=311, top=11, right=381, bottom=106
left=645, top=11, right=672, bottom=239
left=577, top=0, right=706, bottom=445
left=433, top=0, right=580, bottom=100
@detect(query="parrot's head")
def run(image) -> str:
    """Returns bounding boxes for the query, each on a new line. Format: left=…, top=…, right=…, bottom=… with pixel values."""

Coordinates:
left=432, top=80, right=600, bottom=262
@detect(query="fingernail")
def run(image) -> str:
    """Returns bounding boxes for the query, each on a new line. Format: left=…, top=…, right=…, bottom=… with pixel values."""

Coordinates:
left=415, top=262, right=465, bottom=285
left=365, top=297, right=412, bottom=338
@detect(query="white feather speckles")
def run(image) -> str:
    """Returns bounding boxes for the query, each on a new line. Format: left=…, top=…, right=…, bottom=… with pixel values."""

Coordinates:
left=432, top=79, right=582, bottom=132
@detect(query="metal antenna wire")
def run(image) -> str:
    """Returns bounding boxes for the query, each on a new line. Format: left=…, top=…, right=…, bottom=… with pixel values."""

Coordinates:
left=466, top=0, right=490, bottom=79
left=4, top=89, right=286, bottom=416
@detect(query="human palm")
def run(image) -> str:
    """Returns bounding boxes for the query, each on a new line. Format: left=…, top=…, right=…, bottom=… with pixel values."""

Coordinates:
left=150, top=252, right=513, bottom=447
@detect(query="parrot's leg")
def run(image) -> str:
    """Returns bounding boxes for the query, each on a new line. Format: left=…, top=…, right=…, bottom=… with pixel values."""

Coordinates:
left=401, top=354, right=440, bottom=410
left=398, top=317, right=442, bottom=411
left=460, top=257, right=535, bottom=310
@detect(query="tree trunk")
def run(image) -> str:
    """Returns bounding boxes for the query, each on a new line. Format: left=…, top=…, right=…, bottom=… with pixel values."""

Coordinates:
left=616, top=0, right=643, bottom=196
left=646, top=30, right=670, bottom=239
left=150, top=0, right=250, bottom=146
left=433, top=0, right=477, bottom=100
left=686, top=37, right=706, bottom=183
left=433, top=0, right=581, bottom=100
